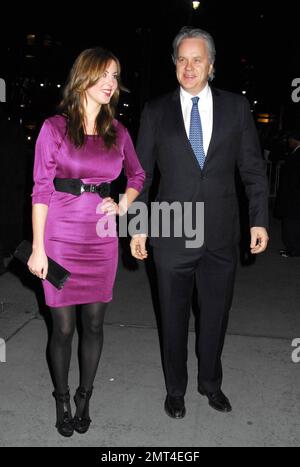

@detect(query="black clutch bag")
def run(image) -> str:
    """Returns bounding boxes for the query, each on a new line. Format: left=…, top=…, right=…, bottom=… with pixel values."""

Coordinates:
left=13, top=240, right=71, bottom=290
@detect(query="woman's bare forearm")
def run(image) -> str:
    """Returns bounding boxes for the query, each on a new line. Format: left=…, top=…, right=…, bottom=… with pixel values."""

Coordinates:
left=118, top=188, right=140, bottom=215
left=32, top=203, right=48, bottom=251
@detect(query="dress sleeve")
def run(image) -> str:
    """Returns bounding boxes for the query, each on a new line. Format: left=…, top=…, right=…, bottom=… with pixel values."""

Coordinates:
left=122, top=128, right=145, bottom=193
left=31, top=119, right=58, bottom=206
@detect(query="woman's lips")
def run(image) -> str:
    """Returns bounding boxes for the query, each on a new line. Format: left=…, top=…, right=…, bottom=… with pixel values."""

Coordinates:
left=102, top=90, right=112, bottom=97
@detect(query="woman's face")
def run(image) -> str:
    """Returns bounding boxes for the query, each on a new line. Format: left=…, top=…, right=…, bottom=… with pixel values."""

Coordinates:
left=85, top=60, right=119, bottom=107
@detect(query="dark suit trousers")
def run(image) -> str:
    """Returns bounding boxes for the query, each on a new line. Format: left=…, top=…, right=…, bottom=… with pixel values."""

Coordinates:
left=153, top=245, right=238, bottom=397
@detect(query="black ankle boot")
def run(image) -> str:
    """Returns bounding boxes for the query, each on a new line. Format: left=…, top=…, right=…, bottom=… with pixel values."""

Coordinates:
left=52, top=388, right=74, bottom=437
left=73, top=386, right=93, bottom=434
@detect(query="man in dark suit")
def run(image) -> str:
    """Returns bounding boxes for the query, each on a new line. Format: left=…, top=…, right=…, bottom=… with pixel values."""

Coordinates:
left=130, top=27, right=269, bottom=418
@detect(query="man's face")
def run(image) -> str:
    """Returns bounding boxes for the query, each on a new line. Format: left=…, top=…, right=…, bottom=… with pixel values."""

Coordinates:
left=176, top=38, right=213, bottom=95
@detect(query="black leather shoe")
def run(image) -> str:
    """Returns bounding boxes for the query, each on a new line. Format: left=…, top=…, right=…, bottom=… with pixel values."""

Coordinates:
left=164, top=395, right=186, bottom=419
left=280, top=249, right=290, bottom=258
left=198, top=386, right=232, bottom=413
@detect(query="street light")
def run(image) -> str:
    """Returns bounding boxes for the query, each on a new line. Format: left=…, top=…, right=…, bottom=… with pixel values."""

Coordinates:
left=192, top=1, right=201, bottom=9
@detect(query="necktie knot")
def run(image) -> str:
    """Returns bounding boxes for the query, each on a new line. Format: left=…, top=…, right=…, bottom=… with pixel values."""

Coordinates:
left=192, top=96, right=199, bottom=106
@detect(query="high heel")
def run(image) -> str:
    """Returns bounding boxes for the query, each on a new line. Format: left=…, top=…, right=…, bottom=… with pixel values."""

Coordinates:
left=73, top=386, right=93, bottom=434
left=52, top=388, right=74, bottom=437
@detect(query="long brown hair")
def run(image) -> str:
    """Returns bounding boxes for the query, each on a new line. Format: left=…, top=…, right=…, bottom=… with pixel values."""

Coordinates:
left=58, top=47, right=122, bottom=148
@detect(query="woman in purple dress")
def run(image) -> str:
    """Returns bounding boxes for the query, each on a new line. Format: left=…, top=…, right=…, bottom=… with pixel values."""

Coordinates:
left=28, top=48, right=145, bottom=437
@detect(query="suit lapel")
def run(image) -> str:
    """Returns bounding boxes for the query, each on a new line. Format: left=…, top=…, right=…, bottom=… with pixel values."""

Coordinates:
left=204, top=87, right=222, bottom=167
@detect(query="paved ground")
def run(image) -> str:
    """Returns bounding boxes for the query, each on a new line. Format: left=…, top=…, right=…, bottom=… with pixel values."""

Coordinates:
left=0, top=215, right=299, bottom=447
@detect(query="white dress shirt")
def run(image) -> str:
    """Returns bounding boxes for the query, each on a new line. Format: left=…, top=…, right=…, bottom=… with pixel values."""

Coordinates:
left=180, top=84, right=213, bottom=156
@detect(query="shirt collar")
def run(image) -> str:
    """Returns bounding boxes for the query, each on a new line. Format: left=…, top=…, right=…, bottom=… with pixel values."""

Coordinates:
left=180, top=83, right=210, bottom=105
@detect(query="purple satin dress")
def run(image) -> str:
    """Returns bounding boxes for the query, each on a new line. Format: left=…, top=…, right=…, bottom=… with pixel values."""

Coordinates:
left=32, top=115, right=145, bottom=308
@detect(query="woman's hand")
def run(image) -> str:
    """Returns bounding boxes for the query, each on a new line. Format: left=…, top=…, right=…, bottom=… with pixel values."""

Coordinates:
left=100, top=197, right=120, bottom=216
left=27, top=247, right=48, bottom=280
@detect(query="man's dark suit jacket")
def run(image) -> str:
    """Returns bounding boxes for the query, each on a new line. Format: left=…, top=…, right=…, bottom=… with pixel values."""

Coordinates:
left=133, top=86, right=269, bottom=250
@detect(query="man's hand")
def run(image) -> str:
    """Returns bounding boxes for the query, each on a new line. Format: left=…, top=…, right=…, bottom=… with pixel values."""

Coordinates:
left=250, top=227, right=269, bottom=254
left=130, top=235, right=148, bottom=261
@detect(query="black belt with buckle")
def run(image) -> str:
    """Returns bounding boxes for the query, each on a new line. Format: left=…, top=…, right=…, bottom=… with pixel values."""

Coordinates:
left=54, top=178, right=110, bottom=198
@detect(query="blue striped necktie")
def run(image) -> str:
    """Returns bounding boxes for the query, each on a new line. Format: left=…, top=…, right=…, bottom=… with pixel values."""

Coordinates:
left=189, top=96, right=206, bottom=169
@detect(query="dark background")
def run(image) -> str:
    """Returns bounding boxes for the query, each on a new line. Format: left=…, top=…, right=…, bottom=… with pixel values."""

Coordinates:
left=0, top=0, right=299, bottom=136
left=0, top=0, right=299, bottom=260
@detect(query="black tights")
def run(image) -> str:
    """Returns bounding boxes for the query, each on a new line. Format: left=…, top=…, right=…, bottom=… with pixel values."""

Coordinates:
left=49, top=302, right=108, bottom=394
